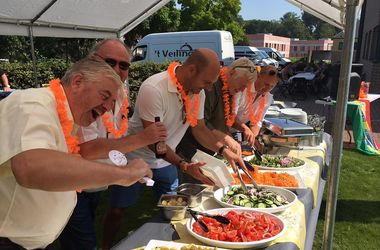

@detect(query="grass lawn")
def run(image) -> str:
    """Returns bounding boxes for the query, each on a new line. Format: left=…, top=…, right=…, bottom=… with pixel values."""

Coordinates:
left=52, top=149, right=380, bottom=249
left=312, top=149, right=380, bottom=249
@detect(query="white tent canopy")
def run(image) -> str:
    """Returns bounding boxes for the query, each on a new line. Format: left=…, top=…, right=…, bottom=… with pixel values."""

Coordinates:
left=0, top=0, right=170, bottom=38
left=286, top=0, right=363, bottom=30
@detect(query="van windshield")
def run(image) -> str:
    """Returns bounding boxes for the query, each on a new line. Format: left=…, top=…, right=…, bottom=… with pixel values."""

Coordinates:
left=257, top=51, right=270, bottom=59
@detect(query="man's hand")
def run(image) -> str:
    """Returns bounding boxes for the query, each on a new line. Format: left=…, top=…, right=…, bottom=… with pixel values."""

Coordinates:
left=139, top=121, right=167, bottom=145
left=117, top=158, right=152, bottom=186
left=243, top=125, right=256, bottom=146
left=181, top=161, right=214, bottom=185
left=224, top=135, right=242, bottom=157
left=3, top=86, right=11, bottom=92
left=222, top=148, right=245, bottom=173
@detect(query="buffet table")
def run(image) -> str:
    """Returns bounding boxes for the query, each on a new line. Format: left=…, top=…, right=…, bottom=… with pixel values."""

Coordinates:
left=112, top=134, right=332, bottom=250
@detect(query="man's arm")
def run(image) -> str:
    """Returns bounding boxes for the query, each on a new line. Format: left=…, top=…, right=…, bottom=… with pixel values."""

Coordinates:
left=11, top=149, right=152, bottom=191
left=79, top=122, right=167, bottom=160
left=191, top=119, right=245, bottom=171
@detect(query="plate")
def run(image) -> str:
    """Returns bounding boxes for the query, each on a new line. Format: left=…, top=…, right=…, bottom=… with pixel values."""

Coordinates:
left=145, top=239, right=223, bottom=249
left=186, top=208, right=286, bottom=249
left=244, top=155, right=306, bottom=171
left=228, top=168, right=307, bottom=190
left=192, top=150, right=234, bottom=188
left=213, top=185, right=297, bottom=213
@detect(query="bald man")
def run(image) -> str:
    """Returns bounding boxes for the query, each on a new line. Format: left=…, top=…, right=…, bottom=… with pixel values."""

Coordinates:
left=102, top=48, right=245, bottom=249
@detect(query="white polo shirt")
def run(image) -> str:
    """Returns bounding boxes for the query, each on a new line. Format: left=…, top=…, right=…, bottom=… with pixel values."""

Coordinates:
left=236, top=85, right=273, bottom=127
left=127, top=70, right=205, bottom=169
left=0, top=88, right=76, bottom=249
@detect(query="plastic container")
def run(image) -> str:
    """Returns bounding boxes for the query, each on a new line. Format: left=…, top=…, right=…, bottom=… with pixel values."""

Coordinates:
left=191, top=150, right=234, bottom=188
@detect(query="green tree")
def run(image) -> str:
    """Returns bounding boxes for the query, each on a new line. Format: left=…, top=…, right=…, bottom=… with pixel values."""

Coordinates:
left=123, top=1, right=180, bottom=47
left=278, top=12, right=311, bottom=39
left=244, top=19, right=282, bottom=35
left=177, top=0, right=246, bottom=44
left=0, top=36, right=30, bottom=62
left=301, top=11, right=337, bottom=39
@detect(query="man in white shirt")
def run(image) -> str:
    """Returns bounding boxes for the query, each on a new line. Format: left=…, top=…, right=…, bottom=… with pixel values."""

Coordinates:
left=0, top=58, right=151, bottom=249
left=102, top=48, right=246, bottom=249
left=59, top=39, right=167, bottom=250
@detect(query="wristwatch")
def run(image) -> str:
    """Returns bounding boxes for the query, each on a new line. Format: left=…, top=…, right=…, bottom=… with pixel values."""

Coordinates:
left=218, top=144, right=229, bottom=155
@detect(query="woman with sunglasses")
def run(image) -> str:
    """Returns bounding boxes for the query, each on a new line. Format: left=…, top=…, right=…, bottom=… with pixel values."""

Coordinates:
left=235, top=65, right=280, bottom=145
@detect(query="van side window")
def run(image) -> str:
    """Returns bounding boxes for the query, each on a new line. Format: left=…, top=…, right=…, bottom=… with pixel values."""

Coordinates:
left=132, top=46, right=147, bottom=62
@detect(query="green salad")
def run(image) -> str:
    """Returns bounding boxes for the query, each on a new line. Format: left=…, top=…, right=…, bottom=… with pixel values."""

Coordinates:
left=248, top=155, right=304, bottom=169
left=221, top=186, right=289, bottom=208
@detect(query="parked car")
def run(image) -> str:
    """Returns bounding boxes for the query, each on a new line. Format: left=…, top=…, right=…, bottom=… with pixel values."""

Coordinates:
left=258, top=47, right=291, bottom=69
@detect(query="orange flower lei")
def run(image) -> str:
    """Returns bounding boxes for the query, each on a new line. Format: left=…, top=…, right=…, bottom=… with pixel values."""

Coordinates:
left=167, top=62, right=200, bottom=127
left=101, top=91, right=129, bottom=138
left=247, top=91, right=267, bottom=125
left=49, top=79, right=80, bottom=155
left=220, top=67, right=237, bottom=126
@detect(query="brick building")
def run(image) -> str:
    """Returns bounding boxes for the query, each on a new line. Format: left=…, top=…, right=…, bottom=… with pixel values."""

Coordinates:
left=246, top=33, right=333, bottom=59
left=358, top=0, right=380, bottom=92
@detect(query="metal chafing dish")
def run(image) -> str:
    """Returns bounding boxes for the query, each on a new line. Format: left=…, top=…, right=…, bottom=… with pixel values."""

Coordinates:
left=260, top=118, right=323, bottom=148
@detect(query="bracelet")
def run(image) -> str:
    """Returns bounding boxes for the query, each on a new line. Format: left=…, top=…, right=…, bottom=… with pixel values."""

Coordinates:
left=218, top=144, right=229, bottom=155
left=3, top=85, right=10, bottom=88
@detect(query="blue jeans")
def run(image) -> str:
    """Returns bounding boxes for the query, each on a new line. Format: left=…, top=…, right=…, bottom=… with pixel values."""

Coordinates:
left=110, top=164, right=178, bottom=208
left=59, top=192, right=101, bottom=250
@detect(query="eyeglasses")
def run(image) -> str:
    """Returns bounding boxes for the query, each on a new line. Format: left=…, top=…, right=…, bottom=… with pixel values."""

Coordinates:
left=94, top=53, right=130, bottom=71
left=261, top=70, right=280, bottom=77
left=232, top=65, right=256, bottom=73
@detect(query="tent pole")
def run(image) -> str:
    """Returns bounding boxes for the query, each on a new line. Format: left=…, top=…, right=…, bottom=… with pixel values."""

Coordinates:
left=322, top=0, right=359, bottom=249
left=28, top=25, right=39, bottom=87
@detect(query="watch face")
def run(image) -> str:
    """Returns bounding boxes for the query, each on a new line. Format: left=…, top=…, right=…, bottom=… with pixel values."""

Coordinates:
left=108, top=150, right=127, bottom=167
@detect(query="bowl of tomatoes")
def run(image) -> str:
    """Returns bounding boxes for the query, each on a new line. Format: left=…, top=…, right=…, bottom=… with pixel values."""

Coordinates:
left=186, top=208, right=286, bottom=249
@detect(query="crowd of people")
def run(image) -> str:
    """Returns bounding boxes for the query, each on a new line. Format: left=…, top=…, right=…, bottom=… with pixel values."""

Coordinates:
left=0, top=39, right=279, bottom=250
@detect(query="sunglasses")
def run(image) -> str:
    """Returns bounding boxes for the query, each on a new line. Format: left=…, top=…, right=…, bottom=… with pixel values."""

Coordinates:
left=261, top=70, right=280, bottom=77
left=232, top=65, right=257, bottom=73
left=95, top=53, right=130, bottom=71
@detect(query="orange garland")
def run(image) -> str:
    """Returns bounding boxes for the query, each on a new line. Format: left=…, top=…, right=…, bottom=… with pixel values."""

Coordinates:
left=101, top=91, right=129, bottom=138
left=247, top=91, right=267, bottom=126
left=167, top=62, right=200, bottom=127
left=49, top=79, right=80, bottom=155
left=220, top=67, right=237, bottom=127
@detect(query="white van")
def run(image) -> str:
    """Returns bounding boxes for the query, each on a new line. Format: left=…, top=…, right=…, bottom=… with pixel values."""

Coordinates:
left=234, top=46, right=278, bottom=68
left=132, top=30, right=235, bottom=65
left=258, top=47, right=291, bottom=69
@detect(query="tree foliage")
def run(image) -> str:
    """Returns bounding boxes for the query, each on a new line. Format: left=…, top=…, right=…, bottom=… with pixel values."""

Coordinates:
left=177, top=0, right=246, bottom=44
left=123, top=1, right=180, bottom=47
left=244, top=11, right=337, bottom=40
left=301, top=11, right=337, bottom=39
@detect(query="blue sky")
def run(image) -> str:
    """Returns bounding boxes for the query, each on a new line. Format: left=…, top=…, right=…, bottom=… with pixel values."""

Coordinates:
left=239, top=0, right=302, bottom=21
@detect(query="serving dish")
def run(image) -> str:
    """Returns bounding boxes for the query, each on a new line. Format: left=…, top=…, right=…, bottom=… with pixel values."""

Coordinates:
left=213, top=185, right=297, bottom=213
left=186, top=208, right=286, bottom=249
left=157, top=194, right=188, bottom=221
left=145, top=239, right=221, bottom=250
left=244, top=154, right=306, bottom=171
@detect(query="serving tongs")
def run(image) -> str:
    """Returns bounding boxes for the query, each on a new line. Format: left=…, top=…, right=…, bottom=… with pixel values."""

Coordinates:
left=234, top=164, right=249, bottom=194
left=187, top=208, right=230, bottom=224
left=251, top=146, right=263, bottom=163
left=237, top=162, right=261, bottom=191
left=187, top=209, right=209, bottom=232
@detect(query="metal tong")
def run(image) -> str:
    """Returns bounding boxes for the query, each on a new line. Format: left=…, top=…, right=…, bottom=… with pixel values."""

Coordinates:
left=237, top=162, right=261, bottom=191
left=188, top=209, right=209, bottom=232
left=251, top=146, right=263, bottom=162
left=187, top=208, right=230, bottom=224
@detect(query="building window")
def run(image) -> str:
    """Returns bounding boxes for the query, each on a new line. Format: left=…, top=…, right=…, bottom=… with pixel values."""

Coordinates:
left=294, top=46, right=298, bottom=51
left=338, top=42, right=344, bottom=50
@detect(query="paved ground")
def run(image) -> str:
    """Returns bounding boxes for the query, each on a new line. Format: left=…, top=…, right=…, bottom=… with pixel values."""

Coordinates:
left=272, top=85, right=380, bottom=149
